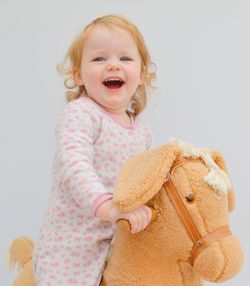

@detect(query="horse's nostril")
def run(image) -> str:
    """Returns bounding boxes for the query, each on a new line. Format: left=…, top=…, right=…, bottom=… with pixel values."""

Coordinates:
left=186, top=194, right=194, bottom=203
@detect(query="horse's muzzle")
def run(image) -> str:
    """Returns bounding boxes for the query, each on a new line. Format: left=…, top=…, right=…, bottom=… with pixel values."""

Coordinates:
left=193, top=235, right=244, bottom=282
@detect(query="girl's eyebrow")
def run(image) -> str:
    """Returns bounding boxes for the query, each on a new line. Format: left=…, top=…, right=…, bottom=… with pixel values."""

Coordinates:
left=86, top=49, right=106, bottom=56
left=87, top=48, right=137, bottom=55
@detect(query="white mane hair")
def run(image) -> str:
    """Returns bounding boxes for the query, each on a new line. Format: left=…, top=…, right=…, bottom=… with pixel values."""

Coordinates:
left=169, top=138, right=232, bottom=196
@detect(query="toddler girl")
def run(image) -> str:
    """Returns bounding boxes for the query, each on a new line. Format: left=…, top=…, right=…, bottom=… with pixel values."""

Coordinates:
left=33, top=14, right=156, bottom=286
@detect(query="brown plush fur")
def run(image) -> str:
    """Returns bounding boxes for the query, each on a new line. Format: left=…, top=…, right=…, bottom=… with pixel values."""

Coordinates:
left=7, top=236, right=36, bottom=286
left=102, top=144, right=244, bottom=286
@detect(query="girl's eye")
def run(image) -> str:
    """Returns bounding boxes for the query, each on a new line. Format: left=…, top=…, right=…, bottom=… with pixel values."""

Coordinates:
left=93, top=57, right=106, bottom=62
left=120, top=56, right=132, bottom=61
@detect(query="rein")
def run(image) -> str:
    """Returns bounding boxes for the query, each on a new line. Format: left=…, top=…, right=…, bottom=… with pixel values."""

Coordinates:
left=164, top=158, right=232, bottom=265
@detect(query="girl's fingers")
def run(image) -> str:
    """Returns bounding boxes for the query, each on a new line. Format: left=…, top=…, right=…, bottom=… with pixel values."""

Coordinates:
left=129, top=213, right=138, bottom=233
left=121, top=205, right=152, bottom=234
left=132, top=209, right=143, bottom=233
left=141, top=206, right=152, bottom=230
left=132, top=206, right=151, bottom=233
left=144, top=205, right=152, bottom=223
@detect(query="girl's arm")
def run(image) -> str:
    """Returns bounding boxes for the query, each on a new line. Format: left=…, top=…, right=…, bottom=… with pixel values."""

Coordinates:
left=56, top=100, right=111, bottom=213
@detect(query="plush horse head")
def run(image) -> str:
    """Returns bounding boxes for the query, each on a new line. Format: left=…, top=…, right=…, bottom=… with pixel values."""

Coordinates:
left=102, top=140, right=244, bottom=286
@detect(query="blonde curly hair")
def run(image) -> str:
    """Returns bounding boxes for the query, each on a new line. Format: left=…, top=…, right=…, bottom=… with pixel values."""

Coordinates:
left=57, top=14, right=156, bottom=116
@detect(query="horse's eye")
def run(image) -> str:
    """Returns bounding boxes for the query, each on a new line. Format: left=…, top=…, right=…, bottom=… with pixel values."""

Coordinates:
left=186, top=194, right=194, bottom=203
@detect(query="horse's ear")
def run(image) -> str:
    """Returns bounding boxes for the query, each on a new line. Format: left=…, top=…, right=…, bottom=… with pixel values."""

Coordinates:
left=210, top=150, right=235, bottom=212
left=114, top=144, right=180, bottom=211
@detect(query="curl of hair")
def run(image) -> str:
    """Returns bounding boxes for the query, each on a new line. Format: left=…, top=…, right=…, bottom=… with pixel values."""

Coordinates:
left=57, top=14, right=156, bottom=116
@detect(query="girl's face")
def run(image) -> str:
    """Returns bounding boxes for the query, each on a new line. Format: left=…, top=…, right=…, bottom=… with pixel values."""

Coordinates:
left=76, top=24, right=144, bottom=113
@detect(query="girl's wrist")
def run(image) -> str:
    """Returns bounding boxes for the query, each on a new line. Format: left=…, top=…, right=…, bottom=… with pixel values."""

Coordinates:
left=95, top=199, right=120, bottom=223
left=109, top=206, right=122, bottom=223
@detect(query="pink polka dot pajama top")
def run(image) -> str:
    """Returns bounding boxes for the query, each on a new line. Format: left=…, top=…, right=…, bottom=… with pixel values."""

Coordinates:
left=33, top=95, right=153, bottom=286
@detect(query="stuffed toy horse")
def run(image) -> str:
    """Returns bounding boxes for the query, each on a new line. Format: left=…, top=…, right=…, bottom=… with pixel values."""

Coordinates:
left=101, top=139, right=244, bottom=286
left=7, top=236, right=36, bottom=286
left=8, top=140, right=244, bottom=286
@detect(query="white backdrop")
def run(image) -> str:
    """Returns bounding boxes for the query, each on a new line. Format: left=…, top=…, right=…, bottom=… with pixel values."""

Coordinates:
left=1, top=0, right=249, bottom=285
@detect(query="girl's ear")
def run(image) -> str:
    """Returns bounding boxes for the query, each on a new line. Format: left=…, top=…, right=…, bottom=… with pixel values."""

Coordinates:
left=114, top=144, right=180, bottom=211
left=210, top=150, right=235, bottom=212
left=139, top=66, right=146, bottom=86
left=74, top=70, right=84, bottom=86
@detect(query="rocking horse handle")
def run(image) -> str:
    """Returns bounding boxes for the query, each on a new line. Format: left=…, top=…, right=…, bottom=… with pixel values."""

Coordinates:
left=116, top=207, right=157, bottom=231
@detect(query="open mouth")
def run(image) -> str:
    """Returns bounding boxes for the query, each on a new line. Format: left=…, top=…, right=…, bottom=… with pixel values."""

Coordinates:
left=103, top=79, right=125, bottom=89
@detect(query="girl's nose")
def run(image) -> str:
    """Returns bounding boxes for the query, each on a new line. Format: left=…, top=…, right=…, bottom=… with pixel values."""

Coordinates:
left=106, top=61, right=121, bottom=71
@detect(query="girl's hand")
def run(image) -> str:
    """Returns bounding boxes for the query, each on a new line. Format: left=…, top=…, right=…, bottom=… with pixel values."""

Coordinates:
left=112, top=205, right=152, bottom=234
left=95, top=199, right=152, bottom=234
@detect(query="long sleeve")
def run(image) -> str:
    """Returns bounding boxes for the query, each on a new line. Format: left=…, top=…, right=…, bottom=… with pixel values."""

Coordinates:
left=55, top=100, right=110, bottom=213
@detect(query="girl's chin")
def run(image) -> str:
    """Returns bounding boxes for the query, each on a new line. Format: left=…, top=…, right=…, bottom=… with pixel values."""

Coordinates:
left=101, top=100, right=129, bottom=113
left=87, top=94, right=130, bottom=112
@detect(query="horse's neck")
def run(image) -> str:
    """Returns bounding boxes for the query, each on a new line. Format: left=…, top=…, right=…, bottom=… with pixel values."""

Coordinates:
left=104, top=223, right=199, bottom=285
left=103, top=189, right=203, bottom=285
left=104, top=232, right=203, bottom=285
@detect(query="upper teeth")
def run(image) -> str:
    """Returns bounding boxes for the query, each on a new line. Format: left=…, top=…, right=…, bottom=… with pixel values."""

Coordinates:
left=105, top=79, right=122, bottom=82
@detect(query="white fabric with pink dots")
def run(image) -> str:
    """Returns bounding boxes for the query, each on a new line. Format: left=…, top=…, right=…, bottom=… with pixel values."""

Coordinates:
left=33, top=95, right=153, bottom=286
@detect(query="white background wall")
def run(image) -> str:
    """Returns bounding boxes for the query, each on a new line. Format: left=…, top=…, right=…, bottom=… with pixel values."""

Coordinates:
left=1, top=0, right=249, bottom=285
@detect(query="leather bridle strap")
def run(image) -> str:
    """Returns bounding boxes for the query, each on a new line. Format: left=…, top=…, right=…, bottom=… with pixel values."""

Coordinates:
left=164, top=158, right=232, bottom=265
left=190, top=225, right=232, bottom=265
left=164, top=178, right=202, bottom=244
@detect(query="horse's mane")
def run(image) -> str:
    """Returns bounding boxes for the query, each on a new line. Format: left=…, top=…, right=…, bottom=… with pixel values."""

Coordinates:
left=169, top=138, right=232, bottom=196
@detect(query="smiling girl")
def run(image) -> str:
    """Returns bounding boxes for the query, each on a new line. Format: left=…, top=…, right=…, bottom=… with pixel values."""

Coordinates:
left=33, top=14, right=156, bottom=286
